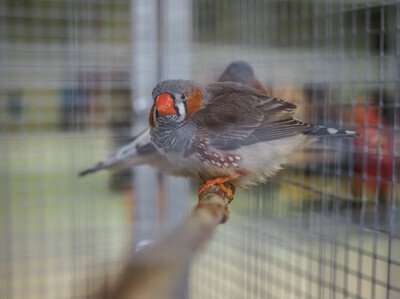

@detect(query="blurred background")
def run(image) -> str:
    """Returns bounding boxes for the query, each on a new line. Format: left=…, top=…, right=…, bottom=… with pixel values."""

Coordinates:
left=1, top=0, right=400, bottom=298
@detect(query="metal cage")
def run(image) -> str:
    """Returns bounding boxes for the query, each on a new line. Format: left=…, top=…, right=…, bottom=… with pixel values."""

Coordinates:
left=1, top=1, right=399, bottom=298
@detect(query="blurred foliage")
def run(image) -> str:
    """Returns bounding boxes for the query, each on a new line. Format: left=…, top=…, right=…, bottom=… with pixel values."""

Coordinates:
left=4, top=0, right=131, bottom=43
left=193, top=0, right=396, bottom=55
left=1, top=132, right=127, bottom=233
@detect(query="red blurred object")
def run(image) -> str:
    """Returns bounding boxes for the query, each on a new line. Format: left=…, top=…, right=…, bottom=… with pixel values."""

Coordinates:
left=352, top=98, right=395, bottom=201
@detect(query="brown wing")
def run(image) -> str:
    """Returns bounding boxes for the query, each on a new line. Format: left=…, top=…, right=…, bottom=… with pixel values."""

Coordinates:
left=189, top=82, right=315, bottom=150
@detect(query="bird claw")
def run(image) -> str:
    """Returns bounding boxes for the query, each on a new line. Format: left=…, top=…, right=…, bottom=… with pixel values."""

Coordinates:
left=198, top=175, right=242, bottom=204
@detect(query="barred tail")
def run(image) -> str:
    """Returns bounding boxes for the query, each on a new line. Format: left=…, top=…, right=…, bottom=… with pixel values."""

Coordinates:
left=78, top=129, right=156, bottom=177
left=306, top=126, right=359, bottom=137
left=78, top=162, right=108, bottom=176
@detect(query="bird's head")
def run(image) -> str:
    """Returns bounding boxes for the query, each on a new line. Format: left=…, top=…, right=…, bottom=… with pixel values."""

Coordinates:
left=149, top=80, right=203, bottom=127
left=218, top=61, right=255, bottom=85
left=218, top=61, right=269, bottom=96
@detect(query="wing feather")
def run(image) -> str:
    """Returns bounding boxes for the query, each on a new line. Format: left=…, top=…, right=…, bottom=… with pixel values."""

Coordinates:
left=189, top=82, right=314, bottom=150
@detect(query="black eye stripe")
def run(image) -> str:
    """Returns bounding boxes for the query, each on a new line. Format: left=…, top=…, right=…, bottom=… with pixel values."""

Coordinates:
left=183, top=100, right=187, bottom=115
left=174, top=101, right=187, bottom=117
left=174, top=105, right=181, bottom=116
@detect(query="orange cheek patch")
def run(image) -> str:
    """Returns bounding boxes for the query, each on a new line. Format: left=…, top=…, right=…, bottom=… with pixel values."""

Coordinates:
left=185, top=89, right=202, bottom=120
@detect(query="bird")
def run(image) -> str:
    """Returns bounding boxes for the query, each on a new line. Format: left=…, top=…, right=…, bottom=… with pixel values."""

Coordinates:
left=79, top=61, right=269, bottom=177
left=149, top=79, right=358, bottom=202
left=218, top=60, right=270, bottom=96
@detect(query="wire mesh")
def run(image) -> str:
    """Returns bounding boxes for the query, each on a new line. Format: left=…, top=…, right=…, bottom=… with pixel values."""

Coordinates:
left=1, top=0, right=399, bottom=298
left=1, top=1, right=133, bottom=298
left=190, top=1, right=400, bottom=298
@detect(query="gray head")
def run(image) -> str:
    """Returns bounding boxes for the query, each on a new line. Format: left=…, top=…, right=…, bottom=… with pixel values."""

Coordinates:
left=218, top=61, right=255, bottom=85
left=152, top=79, right=199, bottom=100
left=150, top=79, right=203, bottom=127
left=218, top=61, right=269, bottom=96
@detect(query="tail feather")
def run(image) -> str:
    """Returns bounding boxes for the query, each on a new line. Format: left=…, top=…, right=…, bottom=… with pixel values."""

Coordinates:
left=307, top=126, right=359, bottom=137
left=79, top=162, right=107, bottom=177
left=78, top=129, right=155, bottom=177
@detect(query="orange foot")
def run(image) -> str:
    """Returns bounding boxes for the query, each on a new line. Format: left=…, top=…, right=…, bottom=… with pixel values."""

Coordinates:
left=199, top=173, right=244, bottom=204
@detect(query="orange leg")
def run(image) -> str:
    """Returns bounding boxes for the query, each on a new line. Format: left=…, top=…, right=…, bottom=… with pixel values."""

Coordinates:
left=198, top=173, right=244, bottom=203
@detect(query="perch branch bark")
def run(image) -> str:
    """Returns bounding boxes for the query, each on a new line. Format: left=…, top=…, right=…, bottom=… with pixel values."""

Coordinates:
left=94, top=185, right=230, bottom=299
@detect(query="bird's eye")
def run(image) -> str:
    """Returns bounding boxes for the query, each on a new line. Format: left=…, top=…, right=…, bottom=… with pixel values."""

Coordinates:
left=181, top=94, right=187, bottom=100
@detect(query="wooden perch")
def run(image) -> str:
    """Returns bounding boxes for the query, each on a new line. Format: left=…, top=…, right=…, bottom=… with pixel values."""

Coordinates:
left=93, top=185, right=230, bottom=299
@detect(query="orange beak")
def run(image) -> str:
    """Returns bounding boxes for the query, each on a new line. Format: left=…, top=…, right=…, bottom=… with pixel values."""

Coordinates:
left=155, top=93, right=176, bottom=116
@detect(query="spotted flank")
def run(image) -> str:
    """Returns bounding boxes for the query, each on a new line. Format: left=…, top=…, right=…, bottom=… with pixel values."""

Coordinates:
left=307, top=126, right=359, bottom=137
left=195, top=138, right=242, bottom=168
left=197, top=151, right=242, bottom=168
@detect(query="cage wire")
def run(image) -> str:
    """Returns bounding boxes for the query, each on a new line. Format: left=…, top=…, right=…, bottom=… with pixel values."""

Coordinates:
left=1, top=0, right=400, bottom=298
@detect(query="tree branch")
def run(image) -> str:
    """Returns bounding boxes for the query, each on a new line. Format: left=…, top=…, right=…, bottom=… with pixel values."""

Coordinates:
left=93, top=185, right=230, bottom=299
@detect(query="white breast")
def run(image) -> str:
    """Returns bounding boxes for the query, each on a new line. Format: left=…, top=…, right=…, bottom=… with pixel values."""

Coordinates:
left=160, top=134, right=314, bottom=189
